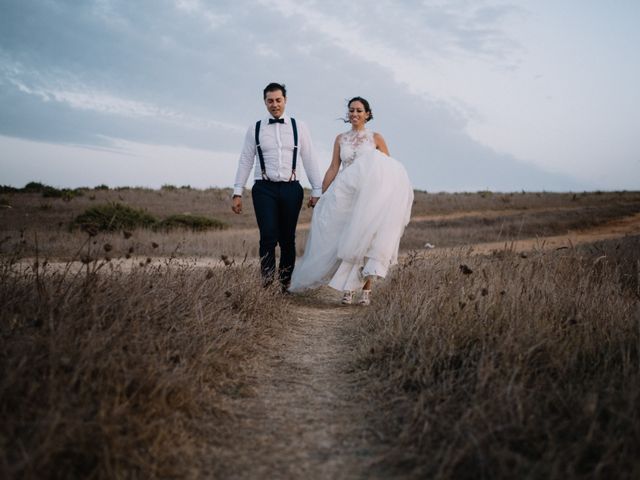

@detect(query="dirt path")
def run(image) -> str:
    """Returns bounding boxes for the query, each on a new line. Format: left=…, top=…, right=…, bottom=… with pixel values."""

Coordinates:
left=213, top=288, right=386, bottom=479
left=462, top=211, right=640, bottom=255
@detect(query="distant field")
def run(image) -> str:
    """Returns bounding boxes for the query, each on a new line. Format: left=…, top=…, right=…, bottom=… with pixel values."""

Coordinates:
left=2, top=185, right=640, bottom=259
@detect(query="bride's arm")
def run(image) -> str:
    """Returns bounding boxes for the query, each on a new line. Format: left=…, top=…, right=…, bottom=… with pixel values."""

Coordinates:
left=374, top=132, right=390, bottom=156
left=321, top=135, right=342, bottom=193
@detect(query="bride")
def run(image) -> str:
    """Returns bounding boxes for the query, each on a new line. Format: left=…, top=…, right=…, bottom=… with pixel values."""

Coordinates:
left=289, top=96, right=414, bottom=305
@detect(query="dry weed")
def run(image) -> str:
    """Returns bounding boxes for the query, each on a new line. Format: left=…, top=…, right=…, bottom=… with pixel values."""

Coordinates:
left=355, top=236, right=640, bottom=478
left=0, top=242, right=290, bottom=478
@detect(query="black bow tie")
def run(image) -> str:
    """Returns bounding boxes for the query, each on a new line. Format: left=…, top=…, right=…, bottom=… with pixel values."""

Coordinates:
left=269, top=118, right=285, bottom=124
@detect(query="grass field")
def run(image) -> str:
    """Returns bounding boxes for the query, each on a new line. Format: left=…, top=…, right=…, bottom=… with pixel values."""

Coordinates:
left=1, top=185, right=639, bottom=478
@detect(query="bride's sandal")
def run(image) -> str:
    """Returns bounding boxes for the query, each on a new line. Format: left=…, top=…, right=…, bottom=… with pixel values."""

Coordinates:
left=341, top=290, right=355, bottom=305
left=358, top=289, right=372, bottom=306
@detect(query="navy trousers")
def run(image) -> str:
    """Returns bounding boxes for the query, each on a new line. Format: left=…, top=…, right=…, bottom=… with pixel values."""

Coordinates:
left=251, top=180, right=304, bottom=288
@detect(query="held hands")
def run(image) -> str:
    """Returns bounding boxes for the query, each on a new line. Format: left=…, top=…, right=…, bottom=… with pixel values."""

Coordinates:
left=308, top=196, right=319, bottom=208
left=231, top=196, right=242, bottom=214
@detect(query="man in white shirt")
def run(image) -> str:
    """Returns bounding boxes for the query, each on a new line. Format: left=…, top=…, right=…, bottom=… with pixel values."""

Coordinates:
left=231, top=83, right=322, bottom=290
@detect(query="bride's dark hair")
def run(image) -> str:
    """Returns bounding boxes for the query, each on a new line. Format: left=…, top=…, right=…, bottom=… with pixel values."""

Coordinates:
left=343, top=96, right=373, bottom=123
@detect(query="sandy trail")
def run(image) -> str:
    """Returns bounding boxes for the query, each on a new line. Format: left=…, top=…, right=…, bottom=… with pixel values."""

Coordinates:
left=19, top=211, right=640, bottom=273
left=212, top=288, right=386, bottom=479
left=461, top=211, right=640, bottom=255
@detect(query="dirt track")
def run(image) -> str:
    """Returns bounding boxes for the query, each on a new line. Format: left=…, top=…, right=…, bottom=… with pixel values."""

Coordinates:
left=212, top=289, right=387, bottom=479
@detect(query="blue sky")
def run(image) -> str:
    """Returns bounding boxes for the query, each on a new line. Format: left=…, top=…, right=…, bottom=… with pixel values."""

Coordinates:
left=1, top=0, right=638, bottom=192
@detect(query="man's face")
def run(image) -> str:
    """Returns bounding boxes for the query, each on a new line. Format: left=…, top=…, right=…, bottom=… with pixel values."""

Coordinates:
left=264, top=90, right=286, bottom=119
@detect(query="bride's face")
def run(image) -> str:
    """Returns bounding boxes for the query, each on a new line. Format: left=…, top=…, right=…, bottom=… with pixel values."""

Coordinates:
left=348, top=101, right=369, bottom=129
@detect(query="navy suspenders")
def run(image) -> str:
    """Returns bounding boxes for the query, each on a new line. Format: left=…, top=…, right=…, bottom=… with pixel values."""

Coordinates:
left=255, top=118, right=298, bottom=182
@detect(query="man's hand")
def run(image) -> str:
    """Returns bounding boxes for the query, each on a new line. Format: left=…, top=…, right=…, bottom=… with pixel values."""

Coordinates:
left=307, top=196, right=319, bottom=208
left=231, top=196, right=243, bottom=214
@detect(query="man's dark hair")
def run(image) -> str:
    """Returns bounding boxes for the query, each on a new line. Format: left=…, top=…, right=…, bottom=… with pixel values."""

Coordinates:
left=263, top=82, right=287, bottom=99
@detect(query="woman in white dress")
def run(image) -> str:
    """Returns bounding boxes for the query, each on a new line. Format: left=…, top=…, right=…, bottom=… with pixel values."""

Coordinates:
left=289, top=97, right=414, bottom=305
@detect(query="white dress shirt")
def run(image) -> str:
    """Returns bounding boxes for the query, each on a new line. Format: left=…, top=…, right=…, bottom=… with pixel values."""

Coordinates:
left=233, top=114, right=323, bottom=197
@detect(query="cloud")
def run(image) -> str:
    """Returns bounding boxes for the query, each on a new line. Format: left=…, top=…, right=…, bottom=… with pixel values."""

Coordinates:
left=0, top=0, right=593, bottom=191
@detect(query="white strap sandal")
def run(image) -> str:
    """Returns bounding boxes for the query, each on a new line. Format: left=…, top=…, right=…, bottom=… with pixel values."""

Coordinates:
left=358, top=289, right=371, bottom=306
left=341, top=290, right=355, bottom=305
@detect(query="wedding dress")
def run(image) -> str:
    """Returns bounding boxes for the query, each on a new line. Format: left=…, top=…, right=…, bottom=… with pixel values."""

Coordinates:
left=289, top=129, right=413, bottom=292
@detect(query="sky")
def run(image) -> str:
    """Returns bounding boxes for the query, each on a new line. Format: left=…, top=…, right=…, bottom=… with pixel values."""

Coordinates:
left=1, top=0, right=639, bottom=192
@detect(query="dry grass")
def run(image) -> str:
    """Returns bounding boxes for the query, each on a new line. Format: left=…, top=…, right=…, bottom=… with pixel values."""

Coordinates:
left=0, top=244, right=292, bottom=479
left=410, top=190, right=640, bottom=217
left=2, top=186, right=640, bottom=478
left=354, top=236, right=640, bottom=478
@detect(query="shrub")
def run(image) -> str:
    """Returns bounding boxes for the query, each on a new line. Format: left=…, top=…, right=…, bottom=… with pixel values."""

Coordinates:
left=0, top=185, right=19, bottom=194
left=156, top=214, right=228, bottom=231
left=94, top=184, right=110, bottom=190
left=74, top=203, right=157, bottom=231
left=23, top=181, right=47, bottom=192
left=161, top=184, right=178, bottom=191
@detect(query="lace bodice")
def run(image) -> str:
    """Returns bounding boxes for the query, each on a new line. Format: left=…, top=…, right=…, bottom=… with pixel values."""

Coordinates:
left=339, top=129, right=376, bottom=168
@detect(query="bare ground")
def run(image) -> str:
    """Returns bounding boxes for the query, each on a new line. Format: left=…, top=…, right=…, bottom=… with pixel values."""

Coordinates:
left=209, top=288, right=388, bottom=479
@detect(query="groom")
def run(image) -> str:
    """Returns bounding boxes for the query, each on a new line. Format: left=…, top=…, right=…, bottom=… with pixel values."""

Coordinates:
left=231, top=82, right=322, bottom=290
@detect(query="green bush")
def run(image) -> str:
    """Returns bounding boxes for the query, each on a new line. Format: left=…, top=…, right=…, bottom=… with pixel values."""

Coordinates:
left=74, top=203, right=157, bottom=231
left=94, top=184, right=110, bottom=191
left=0, top=185, right=19, bottom=194
left=156, top=214, right=228, bottom=231
left=23, top=181, right=47, bottom=193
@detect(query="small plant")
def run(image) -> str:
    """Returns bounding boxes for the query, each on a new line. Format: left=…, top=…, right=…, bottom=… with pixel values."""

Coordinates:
left=161, top=184, right=178, bottom=191
left=156, top=214, right=228, bottom=231
left=74, top=202, right=157, bottom=231
left=0, top=197, right=10, bottom=207
left=94, top=184, right=110, bottom=190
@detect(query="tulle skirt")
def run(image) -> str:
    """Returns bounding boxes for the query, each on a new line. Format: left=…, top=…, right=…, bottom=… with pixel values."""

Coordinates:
left=290, top=149, right=413, bottom=292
